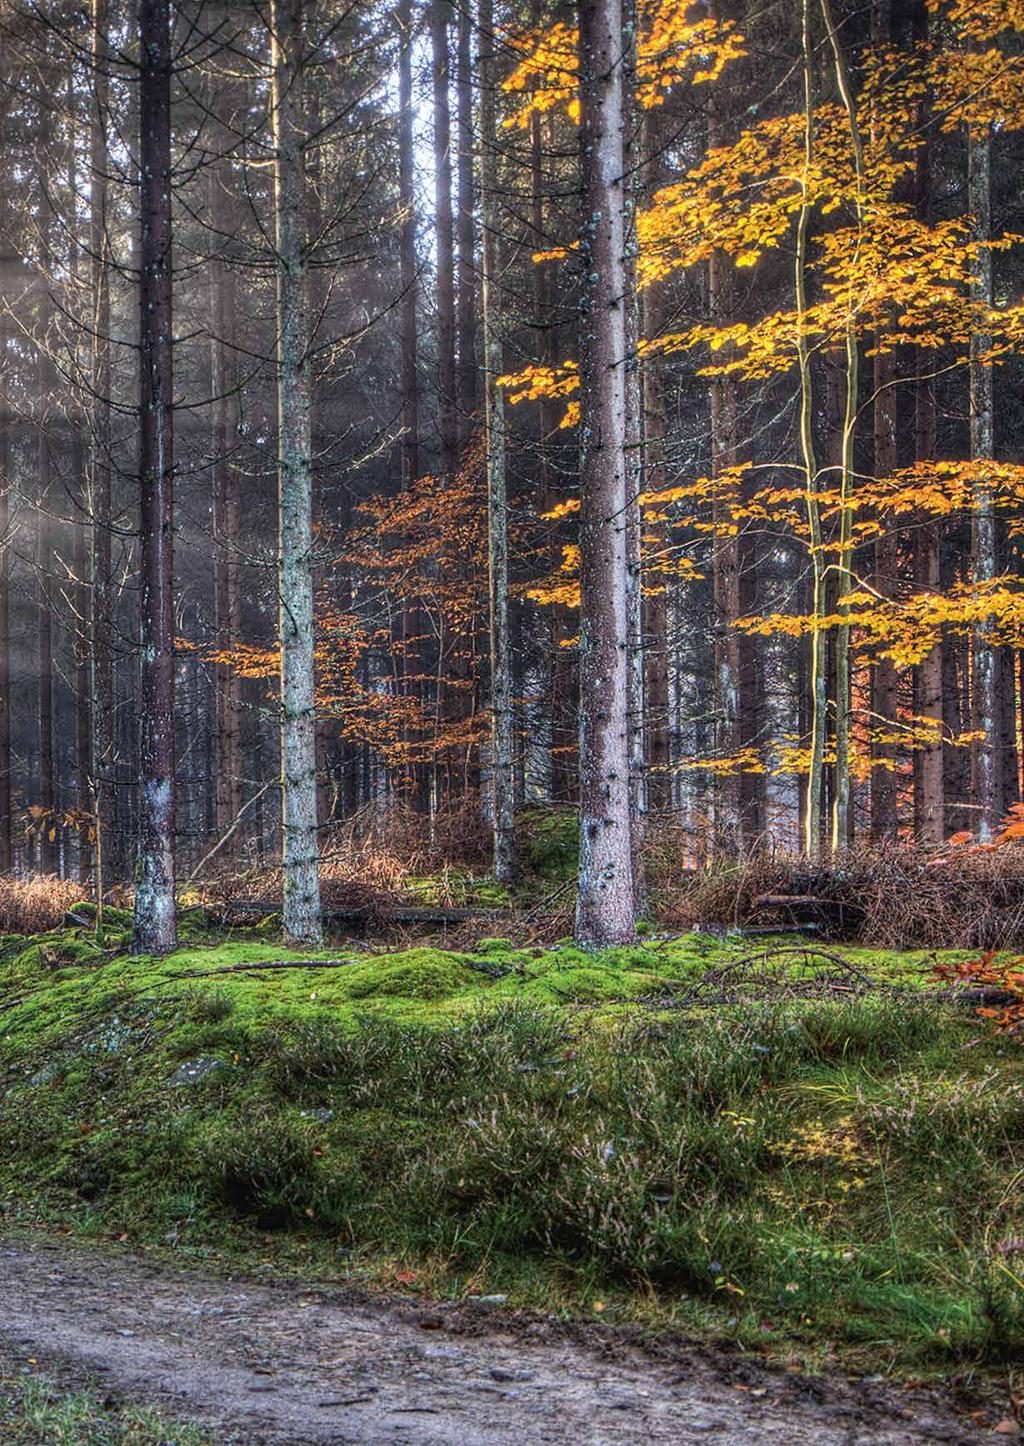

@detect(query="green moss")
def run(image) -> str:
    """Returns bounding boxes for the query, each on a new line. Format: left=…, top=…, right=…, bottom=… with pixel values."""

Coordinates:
left=3, top=922, right=1023, bottom=1372
left=338, top=949, right=483, bottom=1001
left=517, top=806, right=578, bottom=881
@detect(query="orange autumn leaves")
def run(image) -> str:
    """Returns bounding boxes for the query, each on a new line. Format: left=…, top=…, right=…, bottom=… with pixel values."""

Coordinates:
left=501, top=5, right=744, bottom=131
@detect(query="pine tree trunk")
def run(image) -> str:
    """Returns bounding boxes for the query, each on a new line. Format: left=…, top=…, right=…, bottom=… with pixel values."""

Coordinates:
left=133, top=0, right=177, bottom=953
left=969, top=125, right=997, bottom=839
left=641, top=268, right=671, bottom=813
left=707, top=63, right=741, bottom=853
left=914, top=381, right=944, bottom=843
left=399, top=0, right=419, bottom=490
left=431, top=0, right=457, bottom=484
left=478, top=0, right=515, bottom=886
left=208, top=119, right=243, bottom=844
left=36, top=352, right=56, bottom=874
left=90, top=0, right=115, bottom=892
left=574, top=0, right=635, bottom=947
left=272, top=0, right=323, bottom=945
left=910, top=4, right=943, bottom=844
left=35, top=90, right=57, bottom=875
left=0, top=308, right=11, bottom=875
left=455, top=0, right=476, bottom=435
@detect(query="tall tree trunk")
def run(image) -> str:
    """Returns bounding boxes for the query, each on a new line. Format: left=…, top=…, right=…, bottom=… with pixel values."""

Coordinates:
left=479, top=0, right=515, bottom=886
left=431, top=0, right=457, bottom=484
left=0, top=310, right=11, bottom=875
left=914, top=381, right=944, bottom=844
left=822, top=0, right=866, bottom=851
left=797, top=0, right=825, bottom=856
left=869, top=0, right=898, bottom=842
left=399, top=0, right=419, bottom=490
left=574, top=0, right=635, bottom=947
left=706, top=28, right=741, bottom=853
left=133, top=0, right=177, bottom=953
left=208, top=116, right=243, bottom=845
left=396, top=0, right=427, bottom=808
left=272, top=0, right=323, bottom=945
left=622, top=0, right=645, bottom=906
left=36, top=351, right=56, bottom=874
left=35, top=90, right=57, bottom=875
left=969, top=124, right=997, bottom=839
left=911, top=0, right=943, bottom=844
left=871, top=341, right=899, bottom=841
left=455, top=0, right=476, bottom=435
left=640, top=251, right=671, bottom=810
left=90, top=0, right=115, bottom=893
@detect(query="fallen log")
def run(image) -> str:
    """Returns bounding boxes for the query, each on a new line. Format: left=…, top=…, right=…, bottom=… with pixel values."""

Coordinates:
left=214, top=900, right=499, bottom=928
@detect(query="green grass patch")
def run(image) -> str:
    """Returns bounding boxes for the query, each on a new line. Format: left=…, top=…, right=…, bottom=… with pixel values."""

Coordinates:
left=0, top=1359, right=213, bottom=1444
left=1, top=925, right=1023, bottom=1373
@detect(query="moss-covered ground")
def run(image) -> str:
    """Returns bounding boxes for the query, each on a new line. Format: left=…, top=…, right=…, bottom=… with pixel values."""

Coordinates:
left=1, top=916, right=1023, bottom=1376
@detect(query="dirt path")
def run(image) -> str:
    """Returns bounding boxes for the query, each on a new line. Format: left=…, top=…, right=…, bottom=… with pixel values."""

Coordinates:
left=0, top=1235, right=984, bottom=1444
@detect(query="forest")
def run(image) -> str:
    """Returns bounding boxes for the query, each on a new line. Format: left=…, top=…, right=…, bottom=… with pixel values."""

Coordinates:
left=3, top=0, right=1024, bottom=1439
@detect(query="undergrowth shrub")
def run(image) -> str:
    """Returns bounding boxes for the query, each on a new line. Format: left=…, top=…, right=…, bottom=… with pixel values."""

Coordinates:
left=658, top=843, right=1024, bottom=948
left=200, top=1113, right=330, bottom=1225
left=0, top=875, right=82, bottom=936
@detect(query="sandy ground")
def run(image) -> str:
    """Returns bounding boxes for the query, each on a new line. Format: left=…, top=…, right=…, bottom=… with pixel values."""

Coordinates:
left=0, top=1234, right=987, bottom=1444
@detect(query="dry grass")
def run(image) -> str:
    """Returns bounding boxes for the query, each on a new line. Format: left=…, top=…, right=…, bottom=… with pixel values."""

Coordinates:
left=199, top=797, right=495, bottom=912
left=0, top=875, right=83, bottom=936
left=657, top=843, right=1024, bottom=949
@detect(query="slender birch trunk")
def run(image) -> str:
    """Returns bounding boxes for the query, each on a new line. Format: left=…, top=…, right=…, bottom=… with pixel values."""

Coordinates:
left=575, top=0, right=636, bottom=947
left=478, top=0, right=515, bottom=885
left=133, top=0, right=177, bottom=953
left=821, top=0, right=866, bottom=852
left=969, top=124, right=997, bottom=839
left=271, top=0, right=323, bottom=944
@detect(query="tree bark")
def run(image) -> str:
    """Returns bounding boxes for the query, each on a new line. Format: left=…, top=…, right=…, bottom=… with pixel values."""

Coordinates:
left=133, top=0, right=177, bottom=953
left=871, top=340, right=899, bottom=841
left=455, top=0, right=477, bottom=436
left=34, top=88, right=57, bottom=875
left=574, top=0, right=636, bottom=947
left=0, top=308, right=11, bottom=875
left=478, top=0, right=515, bottom=886
left=398, top=0, right=419, bottom=489
left=272, top=0, right=323, bottom=945
left=910, top=1, right=943, bottom=844
left=208, top=91, right=243, bottom=845
left=90, top=0, right=115, bottom=893
left=969, top=124, right=997, bottom=839
left=796, top=0, right=826, bottom=856
left=430, top=0, right=457, bottom=484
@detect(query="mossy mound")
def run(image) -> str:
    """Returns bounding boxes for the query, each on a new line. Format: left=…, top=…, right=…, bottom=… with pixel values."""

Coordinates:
left=2, top=922, right=1019, bottom=1373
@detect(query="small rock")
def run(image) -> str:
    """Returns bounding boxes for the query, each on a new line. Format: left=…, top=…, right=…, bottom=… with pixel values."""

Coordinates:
left=169, top=1057, right=227, bottom=1087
